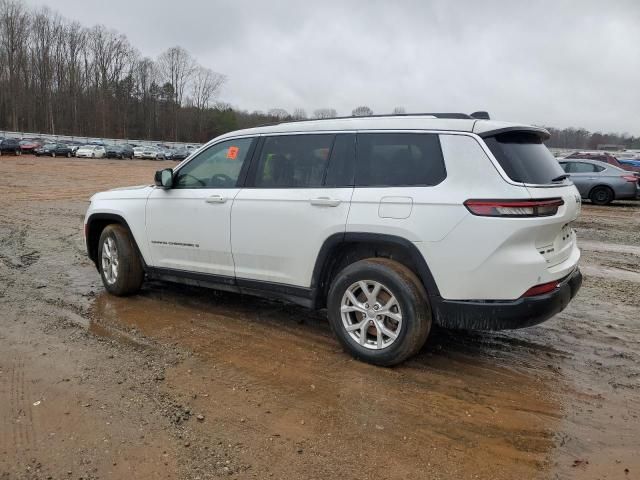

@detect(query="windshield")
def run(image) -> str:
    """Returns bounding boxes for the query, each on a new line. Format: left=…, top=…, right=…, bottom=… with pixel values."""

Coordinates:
left=483, top=131, right=565, bottom=184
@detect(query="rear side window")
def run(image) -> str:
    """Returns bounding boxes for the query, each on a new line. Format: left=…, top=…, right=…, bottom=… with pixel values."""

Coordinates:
left=355, top=133, right=446, bottom=187
left=254, top=134, right=333, bottom=188
left=566, top=162, right=598, bottom=173
left=484, top=132, right=564, bottom=184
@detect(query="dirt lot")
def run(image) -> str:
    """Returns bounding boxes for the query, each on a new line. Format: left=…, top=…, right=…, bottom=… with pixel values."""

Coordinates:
left=1, top=155, right=638, bottom=480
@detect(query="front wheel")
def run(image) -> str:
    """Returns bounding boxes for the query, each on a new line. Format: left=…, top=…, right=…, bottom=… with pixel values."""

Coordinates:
left=590, top=186, right=614, bottom=205
left=98, top=224, right=144, bottom=296
left=327, top=258, right=432, bottom=366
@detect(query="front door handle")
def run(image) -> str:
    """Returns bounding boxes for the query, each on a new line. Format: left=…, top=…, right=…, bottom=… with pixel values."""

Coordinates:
left=205, top=195, right=227, bottom=204
left=310, top=197, right=341, bottom=207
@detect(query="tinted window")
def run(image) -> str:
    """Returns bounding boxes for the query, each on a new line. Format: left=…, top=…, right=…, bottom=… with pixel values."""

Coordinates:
left=484, top=132, right=564, bottom=184
left=254, top=134, right=333, bottom=188
left=174, top=137, right=253, bottom=188
left=324, top=134, right=355, bottom=187
left=355, top=133, right=446, bottom=187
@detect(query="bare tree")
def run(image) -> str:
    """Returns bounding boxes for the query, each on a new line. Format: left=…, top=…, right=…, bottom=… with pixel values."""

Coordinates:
left=352, top=106, right=373, bottom=117
left=267, top=108, right=289, bottom=120
left=157, top=46, right=196, bottom=139
left=313, top=108, right=337, bottom=119
left=191, top=66, right=225, bottom=110
left=291, top=108, right=307, bottom=120
left=392, top=106, right=406, bottom=115
left=190, top=65, right=225, bottom=135
left=0, top=0, right=30, bottom=130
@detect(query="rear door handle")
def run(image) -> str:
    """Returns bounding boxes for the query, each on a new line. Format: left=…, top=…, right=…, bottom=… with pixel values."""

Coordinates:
left=310, top=197, right=341, bottom=207
left=205, top=195, right=227, bottom=204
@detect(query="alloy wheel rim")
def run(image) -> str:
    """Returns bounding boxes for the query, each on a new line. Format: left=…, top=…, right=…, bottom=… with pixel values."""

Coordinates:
left=101, top=236, right=119, bottom=285
left=340, top=280, right=402, bottom=350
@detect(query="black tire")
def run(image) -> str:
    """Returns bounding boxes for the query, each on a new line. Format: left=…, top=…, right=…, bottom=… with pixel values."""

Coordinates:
left=590, top=186, right=614, bottom=205
left=97, top=224, right=144, bottom=296
left=327, top=258, right=432, bottom=366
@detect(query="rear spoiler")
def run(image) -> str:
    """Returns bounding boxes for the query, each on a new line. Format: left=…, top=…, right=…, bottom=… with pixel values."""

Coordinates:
left=477, top=126, right=551, bottom=141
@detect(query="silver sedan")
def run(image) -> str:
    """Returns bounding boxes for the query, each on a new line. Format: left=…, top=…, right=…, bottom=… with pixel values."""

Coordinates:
left=558, top=159, right=640, bottom=205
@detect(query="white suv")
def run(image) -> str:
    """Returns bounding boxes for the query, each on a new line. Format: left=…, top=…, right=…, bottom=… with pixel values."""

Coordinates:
left=84, top=114, right=582, bottom=366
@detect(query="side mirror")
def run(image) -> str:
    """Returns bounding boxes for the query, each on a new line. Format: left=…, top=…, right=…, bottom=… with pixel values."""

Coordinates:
left=154, top=168, right=174, bottom=188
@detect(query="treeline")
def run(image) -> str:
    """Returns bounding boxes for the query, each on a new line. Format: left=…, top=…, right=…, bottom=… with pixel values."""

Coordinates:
left=544, top=127, right=640, bottom=150
left=0, top=0, right=263, bottom=142
left=1, top=1, right=638, bottom=147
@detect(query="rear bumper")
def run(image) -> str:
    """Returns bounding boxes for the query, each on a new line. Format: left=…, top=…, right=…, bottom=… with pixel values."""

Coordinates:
left=432, top=268, right=582, bottom=330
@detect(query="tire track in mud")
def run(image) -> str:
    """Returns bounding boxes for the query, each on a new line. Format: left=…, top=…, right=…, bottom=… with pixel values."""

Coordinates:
left=2, top=354, right=36, bottom=474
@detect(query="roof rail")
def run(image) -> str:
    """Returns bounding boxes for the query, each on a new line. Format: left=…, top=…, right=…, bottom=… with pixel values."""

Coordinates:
left=275, top=112, right=479, bottom=126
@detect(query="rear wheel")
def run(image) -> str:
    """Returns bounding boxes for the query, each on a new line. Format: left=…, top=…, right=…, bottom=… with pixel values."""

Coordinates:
left=98, top=224, right=144, bottom=296
left=327, top=258, right=431, bottom=366
left=590, top=186, right=614, bottom=205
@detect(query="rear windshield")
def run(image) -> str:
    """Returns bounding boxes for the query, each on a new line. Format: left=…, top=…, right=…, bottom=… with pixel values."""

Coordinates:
left=484, top=131, right=564, bottom=184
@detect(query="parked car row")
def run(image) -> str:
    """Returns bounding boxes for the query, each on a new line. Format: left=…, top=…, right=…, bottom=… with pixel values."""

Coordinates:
left=0, top=136, right=198, bottom=160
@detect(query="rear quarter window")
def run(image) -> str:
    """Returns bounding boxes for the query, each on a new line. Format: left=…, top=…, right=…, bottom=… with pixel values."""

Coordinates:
left=355, top=133, right=446, bottom=187
left=483, top=131, right=564, bottom=184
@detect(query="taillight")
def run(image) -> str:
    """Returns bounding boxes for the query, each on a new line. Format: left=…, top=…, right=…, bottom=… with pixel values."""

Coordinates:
left=621, top=175, right=638, bottom=183
left=464, top=198, right=564, bottom=217
left=522, top=281, right=559, bottom=297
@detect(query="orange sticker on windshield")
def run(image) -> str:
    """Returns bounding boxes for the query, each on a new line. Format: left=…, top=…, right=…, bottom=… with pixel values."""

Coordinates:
left=227, top=146, right=239, bottom=159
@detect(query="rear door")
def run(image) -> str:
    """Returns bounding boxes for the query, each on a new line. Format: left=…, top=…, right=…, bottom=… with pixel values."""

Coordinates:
left=231, top=133, right=355, bottom=287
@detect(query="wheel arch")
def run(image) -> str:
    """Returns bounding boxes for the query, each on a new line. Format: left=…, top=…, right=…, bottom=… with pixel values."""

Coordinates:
left=310, top=232, right=441, bottom=309
left=588, top=184, right=615, bottom=200
left=86, top=213, right=147, bottom=270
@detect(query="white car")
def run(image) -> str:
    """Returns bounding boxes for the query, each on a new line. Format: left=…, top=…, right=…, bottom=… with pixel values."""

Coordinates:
left=76, top=145, right=106, bottom=158
left=84, top=113, right=583, bottom=366
left=134, top=146, right=164, bottom=160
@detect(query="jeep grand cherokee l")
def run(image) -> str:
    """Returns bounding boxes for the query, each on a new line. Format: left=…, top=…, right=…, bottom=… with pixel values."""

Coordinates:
left=84, top=114, right=582, bottom=366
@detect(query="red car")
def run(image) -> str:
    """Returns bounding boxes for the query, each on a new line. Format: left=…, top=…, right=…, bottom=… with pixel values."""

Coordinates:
left=565, top=151, right=640, bottom=173
left=19, top=139, right=42, bottom=153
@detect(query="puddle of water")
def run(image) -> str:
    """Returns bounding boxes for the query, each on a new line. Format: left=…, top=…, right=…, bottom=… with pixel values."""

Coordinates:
left=88, top=285, right=566, bottom=479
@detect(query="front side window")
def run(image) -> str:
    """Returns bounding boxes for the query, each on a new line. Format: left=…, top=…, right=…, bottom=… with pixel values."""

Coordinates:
left=174, top=138, right=254, bottom=188
left=355, top=133, right=446, bottom=187
left=254, top=134, right=333, bottom=188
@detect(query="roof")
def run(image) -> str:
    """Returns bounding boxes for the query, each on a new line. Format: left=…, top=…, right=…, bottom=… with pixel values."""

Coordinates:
left=215, top=115, right=549, bottom=141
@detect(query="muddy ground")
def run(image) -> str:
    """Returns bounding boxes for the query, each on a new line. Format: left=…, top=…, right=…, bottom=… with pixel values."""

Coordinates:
left=0, top=155, right=638, bottom=480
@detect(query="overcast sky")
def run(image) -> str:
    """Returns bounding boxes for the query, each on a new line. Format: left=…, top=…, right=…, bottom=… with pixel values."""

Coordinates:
left=27, top=0, right=640, bottom=133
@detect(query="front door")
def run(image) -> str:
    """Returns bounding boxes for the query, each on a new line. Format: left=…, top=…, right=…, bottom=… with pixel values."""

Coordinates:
left=145, top=137, right=256, bottom=276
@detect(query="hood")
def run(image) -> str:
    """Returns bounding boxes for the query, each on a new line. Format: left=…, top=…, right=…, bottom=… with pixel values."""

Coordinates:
left=90, top=184, right=154, bottom=202
left=109, top=184, right=150, bottom=192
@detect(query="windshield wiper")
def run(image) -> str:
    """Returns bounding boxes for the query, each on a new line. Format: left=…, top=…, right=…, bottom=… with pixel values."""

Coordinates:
left=551, top=174, right=570, bottom=182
